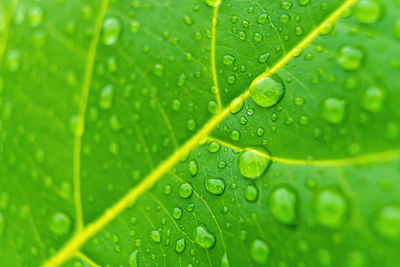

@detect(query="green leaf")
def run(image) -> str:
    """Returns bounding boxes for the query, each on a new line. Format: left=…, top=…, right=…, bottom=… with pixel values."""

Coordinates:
left=1, top=0, right=399, bottom=266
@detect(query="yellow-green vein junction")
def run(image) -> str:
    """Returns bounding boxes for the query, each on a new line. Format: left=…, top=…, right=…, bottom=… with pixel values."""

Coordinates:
left=42, top=0, right=359, bottom=266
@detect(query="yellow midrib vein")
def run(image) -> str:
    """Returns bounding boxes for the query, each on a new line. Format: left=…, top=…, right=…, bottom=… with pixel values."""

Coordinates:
left=42, top=0, right=357, bottom=266
left=211, top=1, right=222, bottom=109
left=73, top=0, right=110, bottom=232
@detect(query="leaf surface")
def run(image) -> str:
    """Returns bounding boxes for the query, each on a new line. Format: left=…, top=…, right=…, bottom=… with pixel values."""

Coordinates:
left=1, top=0, right=400, bottom=266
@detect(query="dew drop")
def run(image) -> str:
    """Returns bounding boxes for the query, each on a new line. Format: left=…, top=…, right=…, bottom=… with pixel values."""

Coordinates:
left=361, top=86, right=385, bottom=113
left=196, top=225, right=216, bottom=249
left=354, top=0, right=381, bottom=23
left=321, top=97, right=346, bottom=124
left=150, top=230, right=161, bottom=243
left=173, top=207, right=183, bottom=219
left=337, top=45, right=363, bottom=71
left=251, top=239, right=269, bottom=263
left=245, top=184, right=258, bottom=202
left=50, top=212, right=72, bottom=235
left=314, top=189, right=347, bottom=229
left=238, top=149, right=271, bottom=179
left=205, top=176, right=226, bottom=195
left=176, top=238, right=186, bottom=253
left=221, top=253, right=230, bottom=267
left=223, top=55, right=235, bottom=65
left=205, top=0, right=221, bottom=7
left=179, top=183, right=193, bottom=199
left=372, top=204, right=400, bottom=242
left=269, top=186, right=297, bottom=226
left=99, top=84, right=114, bottom=110
left=128, top=250, right=139, bottom=267
left=188, top=160, right=198, bottom=177
left=102, top=17, right=122, bottom=46
left=0, top=213, right=5, bottom=235
left=250, top=76, right=285, bottom=108
left=208, top=141, right=221, bottom=153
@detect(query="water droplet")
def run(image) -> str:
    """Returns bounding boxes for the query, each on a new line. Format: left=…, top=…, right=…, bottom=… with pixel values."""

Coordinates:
left=314, top=189, right=347, bottom=229
left=188, top=160, right=198, bottom=176
left=205, top=0, right=221, bottom=7
left=238, top=149, right=271, bottom=179
left=102, top=17, right=122, bottom=46
left=298, top=0, right=310, bottom=6
left=257, top=13, right=267, bottom=24
left=176, top=238, right=186, bottom=253
left=153, top=63, right=164, bottom=77
left=129, top=250, right=139, bottom=267
left=5, top=49, right=22, bottom=72
left=373, top=204, right=400, bottom=242
left=99, top=84, right=114, bottom=110
left=0, top=213, right=5, bottom=235
left=251, top=239, right=269, bottom=263
left=321, top=97, right=346, bottom=124
left=179, top=183, right=193, bottom=199
left=208, top=141, right=221, bottom=153
left=150, top=230, right=161, bottom=243
left=354, top=0, right=381, bottom=23
left=196, top=225, right=216, bottom=249
left=361, top=86, right=385, bottom=112
left=230, top=129, right=240, bottom=141
left=205, top=176, right=226, bottom=195
left=230, top=96, right=244, bottom=114
left=245, top=184, right=258, bottom=202
left=223, top=55, right=235, bottom=65
left=173, top=207, right=183, bottom=219
left=270, top=186, right=297, bottom=226
left=28, top=6, right=44, bottom=27
left=221, top=253, right=230, bottom=267
left=393, top=18, right=400, bottom=40
left=337, top=45, right=363, bottom=71
left=250, top=76, right=285, bottom=108
left=50, top=212, right=72, bottom=235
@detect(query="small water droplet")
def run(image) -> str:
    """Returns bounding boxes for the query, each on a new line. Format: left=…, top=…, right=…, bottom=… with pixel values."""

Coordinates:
left=321, top=97, right=346, bottom=124
left=314, top=189, right=347, bottom=229
left=188, top=160, right=198, bottom=176
left=173, top=207, right=183, bottom=219
left=270, top=186, right=297, bottom=226
left=99, top=84, right=114, bottom=110
left=373, top=204, right=400, bottom=242
left=208, top=141, right=221, bottom=153
left=251, top=239, right=269, bottom=263
left=337, top=45, right=363, bottom=71
left=179, top=183, right=193, bottom=199
left=129, top=250, right=139, bottom=267
left=150, top=230, right=161, bottom=243
left=176, top=238, right=186, bottom=253
left=245, top=184, right=258, bottom=202
left=361, top=86, right=385, bottom=113
left=50, top=212, right=72, bottom=235
left=102, top=17, right=122, bottom=46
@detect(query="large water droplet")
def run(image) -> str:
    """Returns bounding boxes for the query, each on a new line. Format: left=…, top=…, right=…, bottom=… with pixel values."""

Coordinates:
left=314, top=189, right=347, bottom=229
left=269, top=186, right=297, bottom=226
left=150, top=230, right=161, bottom=243
left=354, top=0, right=381, bottom=23
left=337, top=46, right=363, bottom=71
left=251, top=239, right=269, bottom=263
left=205, top=176, right=226, bottom=195
left=50, top=212, right=72, bottom=235
left=372, top=204, right=400, bottom=242
left=238, top=149, right=271, bottom=179
left=321, top=97, right=346, bottom=124
left=196, top=225, right=216, bottom=249
left=250, top=75, right=285, bottom=108
left=102, top=17, right=122, bottom=46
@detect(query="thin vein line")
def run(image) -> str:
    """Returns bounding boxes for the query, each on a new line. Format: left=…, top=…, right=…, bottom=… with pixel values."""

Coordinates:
left=41, top=1, right=357, bottom=266
left=75, top=251, right=102, bottom=267
left=211, top=1, right=222, bottom=109
left=0, top=0, right=19, bottom=71
left=208, top=137, right=400, bottom=167
left=73, top=0, right=109, bottom=232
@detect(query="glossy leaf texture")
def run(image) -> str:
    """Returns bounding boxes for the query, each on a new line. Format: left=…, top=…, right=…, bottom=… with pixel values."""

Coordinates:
left=1, top=0, right=400, bottom=266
